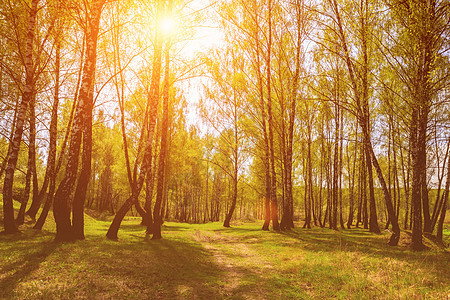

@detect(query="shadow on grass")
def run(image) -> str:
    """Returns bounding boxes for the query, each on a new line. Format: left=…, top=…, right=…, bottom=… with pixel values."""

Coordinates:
left=110, top=223, right=194, bottom=237
left=66, top=236, right=228, bottom=298
left=277, top=226, right=447, bottom=257
left=274, top=226, right=450, bottom=286
left=210, top=224, right=450, bottom=298
left=220, top=226, right=264, bottom=233
left=0, top=230, right=59, bottom=298
left=113, top=222, right=146, bottom=233
left=2, top=217, right=448, bottom=298
left=1, top=228, right=236, bottom=298
left=162, top=224, right=196, bottom=232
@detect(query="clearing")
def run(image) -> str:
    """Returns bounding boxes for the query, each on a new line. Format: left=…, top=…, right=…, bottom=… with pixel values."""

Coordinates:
left=0, top=206, right=449, bottom=299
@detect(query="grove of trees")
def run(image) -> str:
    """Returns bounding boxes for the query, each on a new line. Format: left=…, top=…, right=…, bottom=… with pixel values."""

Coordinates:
left=1, top=0, right=449, bottom=251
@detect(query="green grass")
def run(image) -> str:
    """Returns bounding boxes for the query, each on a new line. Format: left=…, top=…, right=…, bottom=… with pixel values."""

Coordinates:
left=1, top=201, right=449, bottom=299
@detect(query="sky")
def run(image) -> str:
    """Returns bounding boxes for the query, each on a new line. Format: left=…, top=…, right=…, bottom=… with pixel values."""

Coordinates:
left=174, top=0, right=224, bottom=131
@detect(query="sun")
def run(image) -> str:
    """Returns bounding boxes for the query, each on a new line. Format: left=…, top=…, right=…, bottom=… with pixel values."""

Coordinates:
left=159, top=16, right=177, bottom=35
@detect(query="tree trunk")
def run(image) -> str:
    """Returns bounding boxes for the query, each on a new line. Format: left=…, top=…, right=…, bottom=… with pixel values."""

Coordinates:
left=303, top=155, right=311, bottom=229
left=347, top=125, right=357, bottom=228
left=362, top=146, right=368, bottom=229
left=204, top=160, right=209, bottom=222
left=364, top=132, right=380, bottom=234
left=330, top=0, right=400, bottom=243
left=112, top=10, right=134, bottom=189
left=17, top=95, right=37, bottom=226
left=251, top=0, right=271, bottom=231
left=431, top=142, right=450, bottom=232
left=359, top=0, right=380, bottom=234
left=72, top=101, right=93, bottom=240
left=308, top=128, right=316, bottom=229
left=266, top=0, right=279, bottom=231
left=280, top=0, right=301, bottom=230
left=2, top=0, right=39, bottom=234
left=107, top=6, right=162, bottom=240
left=366, top=130, right=400, bottom=245
left=436, top=147, right=449, bottom=241
left=152, top=37, right=171, bottom=240
left=410, top=107, right=425, bottom=250
left=0, top=101, right=18, bottom=181
left=224, top=177, right=237, bottom=228
left=53, top=0, right=105, bottom=241
left=421, top=109, right=431, bottom=234
left=33, top=39, right=60, bottom=230
left=141, top=169, right=154, bottom=227
left=224, top=62, right=240, bottom=228
left=400, top=139, right=411, bottom=230
left=26, top=37, right=64, bottom=220
left=332, top=103, right=339, bottom=230
left=338, top=110, right=345, bottom=229
left=16, top=137, right=33, bottom=226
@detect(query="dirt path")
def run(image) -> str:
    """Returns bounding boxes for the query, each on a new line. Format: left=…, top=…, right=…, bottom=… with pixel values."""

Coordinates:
left=191, top=229, right=273, bottom=299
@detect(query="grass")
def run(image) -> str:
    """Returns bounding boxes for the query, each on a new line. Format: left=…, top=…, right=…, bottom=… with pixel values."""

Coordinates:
left=0, top=200, right=449, bottom=299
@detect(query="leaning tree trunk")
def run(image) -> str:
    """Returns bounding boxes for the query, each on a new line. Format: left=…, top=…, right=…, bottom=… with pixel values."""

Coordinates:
left=364, top=131, right=380, bottom=234
left=132, top=99, right=151, bottom=222
left=24, top=1, right=64, bottom=222
left=436, top=146, right=450, bottom=241
left=107, top=112, right=158, bottom=240
left=223, top=175, right=238, bottom=229
left=33, top=39, right=60, bottom=230
left=366, top=130, right=401, bottom=245
left=329, top=0, right=401, bottom=243
left=106, top=17, right=162, bottom=240
left=111, top=16, right=150, bottom=224
left=0, top=101, right=18, bottom=180
left=2, top=0, right=39, bottom=234
left=431, top=140, right=450, bottom=232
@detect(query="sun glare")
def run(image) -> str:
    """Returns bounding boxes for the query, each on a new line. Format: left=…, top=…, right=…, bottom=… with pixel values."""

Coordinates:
left=159, top=16, right=176, bottom=35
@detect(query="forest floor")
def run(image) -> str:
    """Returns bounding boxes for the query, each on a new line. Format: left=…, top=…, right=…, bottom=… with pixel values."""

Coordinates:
left=0, top=201, right=449, bottom=299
